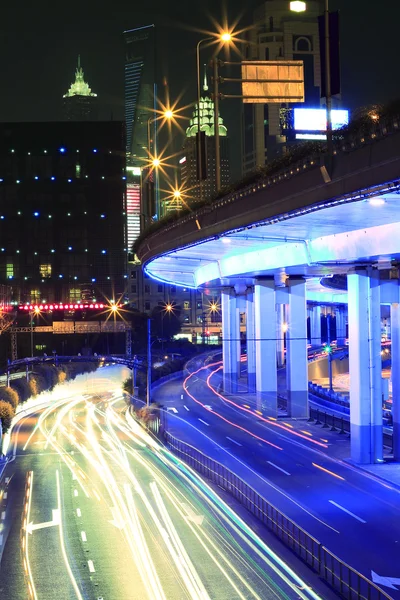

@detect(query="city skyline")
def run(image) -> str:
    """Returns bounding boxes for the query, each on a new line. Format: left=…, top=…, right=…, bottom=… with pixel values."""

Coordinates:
left=1, top=0, right=400, bottom=126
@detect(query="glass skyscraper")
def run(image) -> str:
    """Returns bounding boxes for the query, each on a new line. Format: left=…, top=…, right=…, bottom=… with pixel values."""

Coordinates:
left=123, top=24, right=156, bottom=165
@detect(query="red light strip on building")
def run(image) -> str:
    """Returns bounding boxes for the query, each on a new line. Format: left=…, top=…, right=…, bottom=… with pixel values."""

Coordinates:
left=18, top=303, right=107, bottom=311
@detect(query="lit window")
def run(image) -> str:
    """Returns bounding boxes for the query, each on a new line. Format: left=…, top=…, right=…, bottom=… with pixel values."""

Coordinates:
left=30, top=289, right=41, bottom=302
left=39, top=264, right=52, bottom=277
left=69, top=288, right=81, bottom=302
left=184, top=301, right=190, bottom=310
left=6, top=263, right=13, bottom=278
left=76, top=163, right=81, bottom=178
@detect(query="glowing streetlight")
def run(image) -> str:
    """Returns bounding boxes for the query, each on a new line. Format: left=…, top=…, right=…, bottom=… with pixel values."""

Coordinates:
left=164, top=109, right=174, bottom=120
left=152, top=158, right=161, bottom=168
left=173, top=189, right=181, bottom=199
left=165, top=303, right=173, bottom=312
left=289, top=1, right=306, bottom=12
left=220, top=32, right=232, bottom=42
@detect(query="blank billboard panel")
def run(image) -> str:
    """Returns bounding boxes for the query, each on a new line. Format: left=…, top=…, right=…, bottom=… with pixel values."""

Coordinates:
left=241, top=61, right=304, bottom=103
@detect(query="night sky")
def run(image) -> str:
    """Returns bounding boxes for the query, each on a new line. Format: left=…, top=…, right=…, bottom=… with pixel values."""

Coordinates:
left=1, top=1, right=399, bottom=127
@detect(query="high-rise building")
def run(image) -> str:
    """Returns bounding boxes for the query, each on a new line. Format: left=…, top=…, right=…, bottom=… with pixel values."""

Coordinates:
left=124, top=24, right=156, bottom=166
left=63, top=56, right=98, bottom=121
left=242, top=0, right=324, bottom=173
left=179, top=72, right=230, bottom=205
left=0, top=121, right=127, bottom=305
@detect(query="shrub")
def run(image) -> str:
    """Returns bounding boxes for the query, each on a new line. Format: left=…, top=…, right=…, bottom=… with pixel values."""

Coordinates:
left=0, top=387, right=19, bottom=410
left=10, top=378, right=31, bottom=403
left=0, top=401, right=14, bottom=433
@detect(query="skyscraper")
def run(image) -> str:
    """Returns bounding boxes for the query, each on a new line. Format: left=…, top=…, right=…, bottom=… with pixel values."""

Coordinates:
left=124, top=24, right=156, bottom=166
left=179, top=71, right=230, bottom=206
left=242, top=0, right=324, bottom=173
left=63, top=56, right=98, bottom=121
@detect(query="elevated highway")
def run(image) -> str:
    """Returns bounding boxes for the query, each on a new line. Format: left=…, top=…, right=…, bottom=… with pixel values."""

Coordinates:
left=137, top=113, right=400, bottom=465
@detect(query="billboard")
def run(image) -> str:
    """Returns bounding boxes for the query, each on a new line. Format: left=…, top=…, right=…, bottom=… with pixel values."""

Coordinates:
left=241, top=61, right=304, bottom=104
left=294, top=108, right=349, bottom=131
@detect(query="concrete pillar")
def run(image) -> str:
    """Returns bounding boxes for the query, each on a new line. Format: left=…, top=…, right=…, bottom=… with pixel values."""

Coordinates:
left=311, top=305, right=321, bottom=347
left=286, top=278, right=308, bottom=418
left=348, top=269, right=383, bottom=464
left=391, top=293, right=400, bottom=461
left=221, top=289, right=240, bottom=394
left=276, top=303, right=285, bottom=368
left=246, top=290, right=256, bottom=391
left=254, top=280, right=277, bottom=416
left=336, top=306, right=347, bottom=347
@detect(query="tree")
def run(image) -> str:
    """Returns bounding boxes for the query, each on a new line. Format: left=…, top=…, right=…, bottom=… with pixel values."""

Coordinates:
left=0, top=401, right=14, bottom=433
left=150, top=304, right=182, bottom=340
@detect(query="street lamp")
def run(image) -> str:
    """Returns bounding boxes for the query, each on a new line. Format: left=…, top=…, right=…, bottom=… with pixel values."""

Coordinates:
left=290, top=0, right=332, bottom=155
left=30, top=306, right=41, bottom=358
left=196, top=32, right=233, bottom=198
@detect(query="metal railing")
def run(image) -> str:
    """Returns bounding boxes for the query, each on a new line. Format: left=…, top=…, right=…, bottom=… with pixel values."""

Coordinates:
left=308, top=407, right=393, bottom=452
left=164, top=431, right=393, bottom=600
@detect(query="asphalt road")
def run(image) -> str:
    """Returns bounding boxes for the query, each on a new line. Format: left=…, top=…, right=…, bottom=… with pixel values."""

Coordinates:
left=0, top=366, right=322, bottom=600
left=153, top=358, right=400, bottom=598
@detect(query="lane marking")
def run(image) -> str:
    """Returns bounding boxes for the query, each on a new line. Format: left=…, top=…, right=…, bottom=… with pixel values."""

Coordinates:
left=1, top=511, right=5, bottom=520
left=3, top=492, right=7, bottom=499
left=267, top=461, right=291, bottom=476
left=0, top=534, right=3, bottom=546
left=76, top=508, right=81, bottom=517
left=312, top=462, right=345, bottom=481
left=167, top=407, right=178, bottom=414
left=184, top=405, right=190, bottom=411
left=88, top=560, right=95, bottom=573
left=198, top=418, right=210, bottom=427
left=81, top=531, right=87, bottom=542
left=226, top=436, right=242, bottom=447
left=329, top=500, right=366, bottom=523
left=74, top=489, right=78, bottom=497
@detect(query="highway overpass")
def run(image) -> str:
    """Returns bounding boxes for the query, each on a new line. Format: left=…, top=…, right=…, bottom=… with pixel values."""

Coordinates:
left=137, top=112, right=400, bottom=465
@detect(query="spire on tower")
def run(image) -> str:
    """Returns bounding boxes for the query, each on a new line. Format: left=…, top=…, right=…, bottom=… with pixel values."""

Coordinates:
left=63, top=56, right=97, bottom=98
left=203, top=64, right=208, bottom=92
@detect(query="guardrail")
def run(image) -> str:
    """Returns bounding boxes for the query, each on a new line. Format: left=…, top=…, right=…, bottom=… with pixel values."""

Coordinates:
left=164, top=431, right=392, bottom=600
left=308, top=407, right=393, bottom=452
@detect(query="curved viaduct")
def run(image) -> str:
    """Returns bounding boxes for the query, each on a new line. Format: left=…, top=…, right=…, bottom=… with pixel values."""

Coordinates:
left=137, top=122, right=400, bottom=465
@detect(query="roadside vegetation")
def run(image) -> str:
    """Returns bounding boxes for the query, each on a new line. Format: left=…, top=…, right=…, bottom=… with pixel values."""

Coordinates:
left=0, top=362, right=97, bottom=435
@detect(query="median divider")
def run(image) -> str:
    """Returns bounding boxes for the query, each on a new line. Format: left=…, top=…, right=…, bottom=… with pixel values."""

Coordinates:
left=164, top=430, right=391, bottom=600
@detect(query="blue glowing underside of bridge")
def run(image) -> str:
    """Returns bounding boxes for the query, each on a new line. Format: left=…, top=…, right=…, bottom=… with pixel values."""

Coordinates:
left=144, top=179, right=400, bottom=302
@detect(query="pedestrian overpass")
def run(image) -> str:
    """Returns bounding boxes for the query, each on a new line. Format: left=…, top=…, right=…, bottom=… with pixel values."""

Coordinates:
left=136, top=111, right=400, bottom=465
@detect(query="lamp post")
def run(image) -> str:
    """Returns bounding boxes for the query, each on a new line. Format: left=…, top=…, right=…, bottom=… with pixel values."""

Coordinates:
left=196, top=38, right=213, bottom=201
left=290, top=0, right=332, bottom=155
left=146, top=317, right=151, bottom=407
left=196, top=33, right=232, bottom=198
left=146, top=109, right=175, bottom=219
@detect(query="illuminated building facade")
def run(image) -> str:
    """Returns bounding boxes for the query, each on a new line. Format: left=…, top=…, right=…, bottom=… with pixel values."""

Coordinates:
left=242, top=0, right=324, bottom=173
left=63, top=56, right=98, bottom=121
left=0, top=121, right=127, bottom=305
left=181, top=75, right=230, bottom=203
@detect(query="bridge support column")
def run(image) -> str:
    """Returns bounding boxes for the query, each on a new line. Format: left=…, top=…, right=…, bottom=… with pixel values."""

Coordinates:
left=348, top=268, right=383, bottom=464
left=276, top=303, right=285, bottom=368
left=311, top=305, right=321, bottom=347
left=336, top=306, right=347, bottom=347
left=391, top=291, right=400, bottom=461
left=254, top=280, right=277, bottom=416
left=221, top=289, right=240, bottom=394
left=286, top=278, right=308, bottom=418
left=246, top=290, right=256, bottom=391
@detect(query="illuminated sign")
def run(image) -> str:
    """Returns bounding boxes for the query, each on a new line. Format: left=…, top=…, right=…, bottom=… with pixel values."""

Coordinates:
left=126, top=183, right=141, bottom=247
left=294, top=108, right=349, bottom=131
left=126, top=166, right=141, bottom=176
